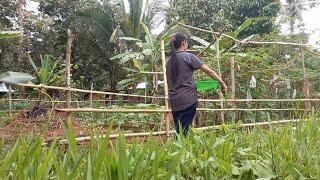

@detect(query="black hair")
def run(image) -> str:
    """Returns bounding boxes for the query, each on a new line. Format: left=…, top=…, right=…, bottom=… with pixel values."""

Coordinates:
left=170, top=33, right=187, bottom=82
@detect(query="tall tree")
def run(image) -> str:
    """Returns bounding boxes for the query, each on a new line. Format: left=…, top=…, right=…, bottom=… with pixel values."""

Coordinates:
left=165, top=0, right=281, bottom=39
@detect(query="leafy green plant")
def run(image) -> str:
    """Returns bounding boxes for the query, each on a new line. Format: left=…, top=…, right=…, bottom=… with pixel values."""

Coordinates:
left=1, top=113, right=320, bottom=179
left=0, top=31, right=21, bottom=39
left=27, top=54, right=65, bottom=86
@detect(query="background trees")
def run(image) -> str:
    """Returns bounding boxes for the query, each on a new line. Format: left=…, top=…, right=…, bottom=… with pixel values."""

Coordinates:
left=0, top=0, right=319, bottom=101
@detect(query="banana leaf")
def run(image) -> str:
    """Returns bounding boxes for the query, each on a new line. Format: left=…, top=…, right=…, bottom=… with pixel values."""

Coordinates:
left=0, top=31, right=21, bottom=39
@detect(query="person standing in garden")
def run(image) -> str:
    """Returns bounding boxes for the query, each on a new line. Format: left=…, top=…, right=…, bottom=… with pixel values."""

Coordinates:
left=166, top=32, right=227, bottom=136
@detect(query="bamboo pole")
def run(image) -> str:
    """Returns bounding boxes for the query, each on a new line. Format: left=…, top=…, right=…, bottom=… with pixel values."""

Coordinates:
left=230, top=58, right=236, bottom=122
left=198, top=98, right=320, bottom=102
left=10, top=82, right=320, bottom=103
left=177, top=22, right=312, bottom=47
left=144, top=76, right=147, bottom=104
left=43, top=118, right=309, bottom=145
left=160, top=40, right=171, bottom=138
left=7, top=97, right=320, bottom=103
left=17, top=83, right=165, bottom=99
left=7, top=99, right=130, bottom=103
left=215, top=37, right=225, bottom=123
left=301, top=48, right=311, bottom=110
left=66, top=29, right=73, bottom=110
left=8, top=85, right=12, bottom=116
left=55, top=108, right=310, bottom=113
left=90, top=82, right=93, bottom=108
left=140, top=71, right=163, bottom=75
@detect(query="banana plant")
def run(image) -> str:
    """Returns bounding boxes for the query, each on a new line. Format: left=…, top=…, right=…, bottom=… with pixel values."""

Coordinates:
left=190, top=19, right=253, bottom=54
left=111, top=22, right=171, bottom=99
left=27, top=54, right=65, bottom=86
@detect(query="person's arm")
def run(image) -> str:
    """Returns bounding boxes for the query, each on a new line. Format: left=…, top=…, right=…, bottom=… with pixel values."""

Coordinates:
left=200, top=64, right=228, bottom=94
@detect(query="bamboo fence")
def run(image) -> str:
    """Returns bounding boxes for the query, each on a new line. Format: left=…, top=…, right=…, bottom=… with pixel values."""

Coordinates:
left=3, top=23, right=320, bottom=144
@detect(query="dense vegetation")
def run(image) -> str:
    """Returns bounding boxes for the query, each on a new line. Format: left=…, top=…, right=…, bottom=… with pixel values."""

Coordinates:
left=1, top=0, right=320, bottom=178
left=1, top=114, right=320, bottom=179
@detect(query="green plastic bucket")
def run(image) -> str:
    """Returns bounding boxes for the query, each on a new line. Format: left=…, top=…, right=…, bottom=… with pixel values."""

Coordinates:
left=196, top=79, right=220, bottom=92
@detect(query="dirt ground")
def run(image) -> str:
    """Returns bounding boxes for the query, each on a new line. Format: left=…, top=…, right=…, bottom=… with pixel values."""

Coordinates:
left=0, top=111, right=90, bottom=142
left=0, top=110, right=166, bottom=144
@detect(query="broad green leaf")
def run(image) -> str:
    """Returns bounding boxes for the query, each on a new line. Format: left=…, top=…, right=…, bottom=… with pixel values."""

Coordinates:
left=0, top=31, right=21, bottom=39
left=234, top=19, right=253, bottom=37
left=133, top=59, right=143, bottom=71
left=142, top=49, right=154, bottom=56
left=117, top=78, right=137, bottom=85
left=190, top=36, right=211, bottom=47
left=27, top=54, right=39, bottom=74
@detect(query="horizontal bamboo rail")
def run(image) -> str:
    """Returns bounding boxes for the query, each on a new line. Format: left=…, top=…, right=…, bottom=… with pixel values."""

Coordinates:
left=55, top=108, right=310, bottom=113
left=140, top=71, right=163, bottom=75
left=43, top=118, right=309, bottom=145
left=12, top=84, right=320, bottom=103
left=2, top=98, right=320, bottom=103
left=0, top=110, right=28, bottom=113
left=177, top=22, right=312, bottom=47
left=3, top=99, right=130, bottom=103
left=198, top=98, right=320, bottom=102
left=17, top=83, right=165, bottom=99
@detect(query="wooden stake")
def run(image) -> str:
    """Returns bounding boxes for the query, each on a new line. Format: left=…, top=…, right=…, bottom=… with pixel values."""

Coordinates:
left=90, top=82, right=93, bottom=108
left=301, top=48, right=311, bottom=110
left=144, top=76, right=147, bottom=104
left=8, top=85, right=12, bottom=116
left=66, top=29, right=74, bottom=120
left=230, top=58, right=236, bottom=122
left=160, top=40, right=171, bottom=138
left=215, top=37, right=225, bottom=123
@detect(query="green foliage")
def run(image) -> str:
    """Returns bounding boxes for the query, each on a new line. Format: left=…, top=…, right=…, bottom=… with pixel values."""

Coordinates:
left=2, top=114, right=320, bottom=178
left=27, top=54, right=65, bottom=86
left=76, top=103, right=163, bottom=131
left=111, top=22, right=166, bottom=90
left=0, top=31, right=21, bottom=39
left=166, top=0, right=280, bottom=39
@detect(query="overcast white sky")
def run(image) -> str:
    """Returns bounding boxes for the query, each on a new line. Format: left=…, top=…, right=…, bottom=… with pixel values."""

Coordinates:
left=25, top=0, right=320, bottom=48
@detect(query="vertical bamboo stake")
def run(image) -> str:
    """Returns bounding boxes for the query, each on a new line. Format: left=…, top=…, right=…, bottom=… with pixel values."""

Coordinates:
left=8, top=85, right=12, bottom=116
left=230, top=58, right=236, bottom=123
left=144, top=76, right=147, bottom=104
left=66, top=29, right=74, bottom=119
left=301, top=48, right=311, bottom=109
left=90, top=82, right=93, bottom=108
left=215, top=37, right=225, bottom=123
left=161, top=40, right=171, bottom=138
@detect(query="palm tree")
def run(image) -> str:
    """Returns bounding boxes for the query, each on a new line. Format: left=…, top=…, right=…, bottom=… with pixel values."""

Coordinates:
left=110, top=0, right=164, bottom=49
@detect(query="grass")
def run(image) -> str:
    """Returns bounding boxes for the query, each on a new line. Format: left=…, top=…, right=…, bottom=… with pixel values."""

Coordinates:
left=0, top=113, right=320, bottom=179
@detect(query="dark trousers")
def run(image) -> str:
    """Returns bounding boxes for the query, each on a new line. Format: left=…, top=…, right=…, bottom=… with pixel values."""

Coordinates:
left=172, top=102, right=197, bottom=136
